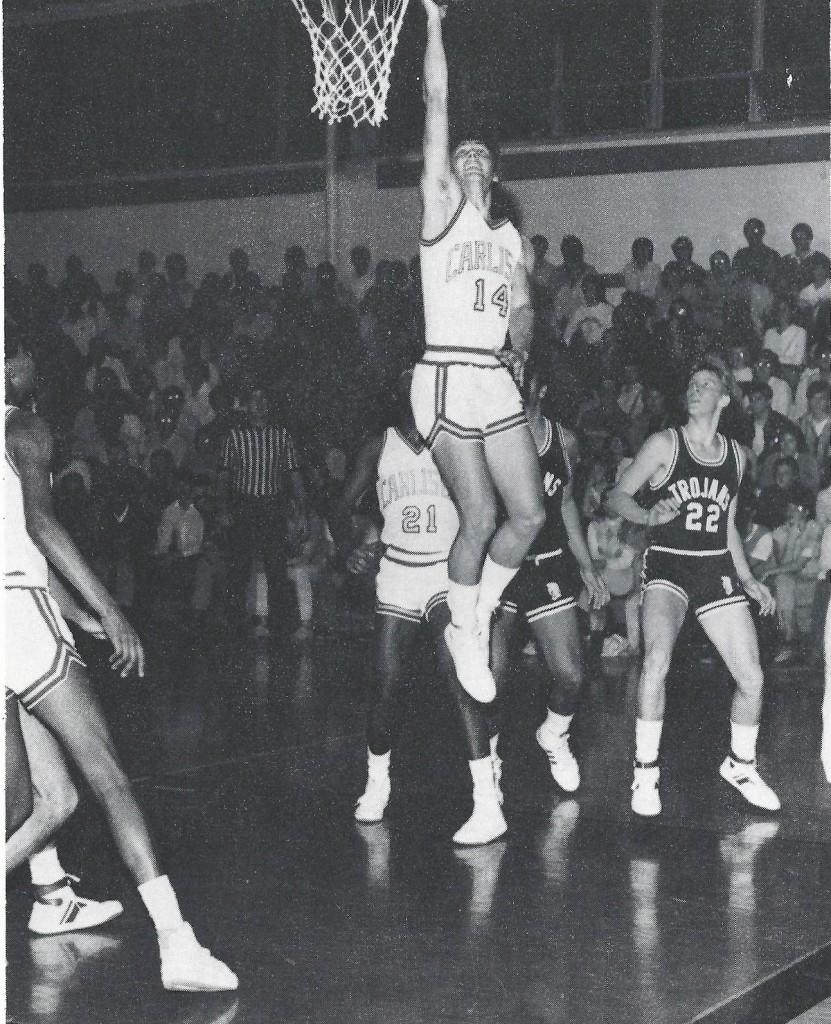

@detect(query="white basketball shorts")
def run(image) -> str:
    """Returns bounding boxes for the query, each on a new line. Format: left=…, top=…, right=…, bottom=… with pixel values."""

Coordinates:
left=5, top=588, right=85, bottom=709
left=375, top=554, right=449, bottom=623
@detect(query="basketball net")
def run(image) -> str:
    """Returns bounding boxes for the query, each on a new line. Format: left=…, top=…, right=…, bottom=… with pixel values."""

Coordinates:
left=289, top=0, right=411, bottom=127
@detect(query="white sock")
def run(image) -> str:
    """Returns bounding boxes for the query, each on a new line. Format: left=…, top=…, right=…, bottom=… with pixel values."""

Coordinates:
left=367, top=748, right=391, bottom=778
left=635, top=718, right=663, bottom=764
left=447, top=581, right=480, bottom=631
left=469, top=756, right=496, bottom=795
left=543, top=710, right=573, bottom=739
left=138, top=874, right=185, bottom=934
left=489, top=734, right=500, bottom=759
left=29, top=846, right=65, bottom=887
left=476, top=556, right=519, bottom=619
left=730, top=722, right=758, bottom=762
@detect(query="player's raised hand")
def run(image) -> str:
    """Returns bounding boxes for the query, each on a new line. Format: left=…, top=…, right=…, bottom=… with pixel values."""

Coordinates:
left=741, top=577, right=776, bottom=616
left=100, top=605, right=146, bottom=677
left=580, top=566, right=610, bottom=609
left=647, top=498, right=681, bottom=528
left=421, top=0, right=448, bottom=19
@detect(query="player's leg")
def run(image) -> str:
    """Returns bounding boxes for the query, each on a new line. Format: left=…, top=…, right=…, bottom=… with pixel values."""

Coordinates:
left=631, top=587, right=688, bottom=816
left=428, top=601, right=506, bottom=845
left=822, top=600, right=830, bottom=782
left=429, top=433, right=500, bottom=701
left=481, top=421, right=546, bottom=612
left=29, top=662, right=237, bottom=991
left=355, top=613, right=420, bottom=823
left=7, top=709, right=78, bottom=875
left=6, top=695, right=33, bottom=839
left=8, top=709, right=124, bottom=934
left=532, top=607, right=584, bottom=793
left=697, top=604, right=780, bottom=810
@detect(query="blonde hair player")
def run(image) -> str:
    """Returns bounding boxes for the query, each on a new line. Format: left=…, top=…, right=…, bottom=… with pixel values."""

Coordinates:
left=410, top=0, right=545, bottom=705
left=607, top=364, right=781, bottom=817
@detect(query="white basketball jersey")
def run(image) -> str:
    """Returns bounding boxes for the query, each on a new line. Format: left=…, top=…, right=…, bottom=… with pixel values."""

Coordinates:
left=420, top=199, right=523, bottom=366
left=376, top=428, right=459, bottom=565
left=5, top=406, right=49, bottom=589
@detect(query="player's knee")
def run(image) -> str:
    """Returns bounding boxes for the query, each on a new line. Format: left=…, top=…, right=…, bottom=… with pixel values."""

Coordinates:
left=513, top=502, right=546, bottom=543
left=558, top=662, right=584, bottom=696
left=459, top=504, right=497, bottom=548
left=48, top=778, right=79, bottom=828
left=7, top=788, right=33, bottom=838
left=736, top=666, right=764, bottom=698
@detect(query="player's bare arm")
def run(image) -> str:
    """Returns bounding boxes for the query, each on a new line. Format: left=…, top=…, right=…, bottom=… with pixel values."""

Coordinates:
left=506, top=236, right=535, bottom=361
left=328, top=433, right=385, bottom=554
left=47, top=567, right=106, bottom=638
left=560, top=430, right=609, bottom=608
left=9, top=410, right=145, bottom=677
left=606, top=430, right=680, bottom=527
left=420, top=0, right=461, bottom=239
left=726, top=497, right=775, bottom=615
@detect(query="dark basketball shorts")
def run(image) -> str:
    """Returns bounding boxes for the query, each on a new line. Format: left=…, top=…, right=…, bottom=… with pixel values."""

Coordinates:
left=640, top=546, right=748, bottom=620
left=500, top=548, right=581, bottom=623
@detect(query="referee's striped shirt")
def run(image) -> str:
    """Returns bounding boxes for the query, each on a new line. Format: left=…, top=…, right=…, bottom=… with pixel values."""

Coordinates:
left=220, top=424, right=301, bottom=498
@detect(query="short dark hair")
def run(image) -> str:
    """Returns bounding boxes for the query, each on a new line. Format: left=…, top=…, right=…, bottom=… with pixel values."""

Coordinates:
left=450, top=128, right=501, bottom=163
left=787, top=483, right=815, bottom=516
left=810, top=252, right=831, bottom=273
left=747, top=381, right=773, bottom=399
left=791, top=222, right=813, bottom=242
left=688, top=361, right=730, bottom=392
left=632, top=237, right=654, bottom=259
left=806, top=380, right=831, bottom=400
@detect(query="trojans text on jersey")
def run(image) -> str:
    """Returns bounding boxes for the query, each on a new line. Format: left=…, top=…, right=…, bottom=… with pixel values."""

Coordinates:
left=666, top=476, right=731, bottom=512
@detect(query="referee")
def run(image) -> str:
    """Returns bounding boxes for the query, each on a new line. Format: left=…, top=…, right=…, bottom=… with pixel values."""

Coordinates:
left=217, top=386, right=306, bottom=634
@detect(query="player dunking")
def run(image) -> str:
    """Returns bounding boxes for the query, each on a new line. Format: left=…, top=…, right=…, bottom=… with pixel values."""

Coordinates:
left=607, top=364, right=781, bottom=816
left=5, top=336, right=237, bottom=991
left=490, top=361, right=609, bottom=793
left=411, top=0, right=545, bottom=704
left=331, top=371, right=506, bottom=845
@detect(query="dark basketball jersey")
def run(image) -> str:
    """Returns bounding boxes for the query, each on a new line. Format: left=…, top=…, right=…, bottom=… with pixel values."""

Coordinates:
left=529, top=418, right=571, bottom=557
left=649, top=427, right=743, bottom=553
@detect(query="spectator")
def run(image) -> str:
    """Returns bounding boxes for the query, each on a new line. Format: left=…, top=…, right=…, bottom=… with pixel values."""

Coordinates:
left=217, top=386, right=307, bottom=634
left=756, top=456, right=800, bottom=528
left=798, top=253, right=831, bottom=323
left=762, top=488, right=822, bottom=664
left=799, top=380, right=831, bottom=489
left=732, top=217, right=781, bottom=286
left=700, top=250, right=743, bottom=336
left=663, top=235, right=706, bottom=292
left=552, top=235, right=595, bottom=332
left=61, top=299, right=99, bottom=360
left=619, top=236, right=661, bottom=300
left=562, top=274, right=613, bottom=348
left=529, top=234, right=559, bottom=312
left=751, top=349, right=793, bottom=418
left=746, top=380, right=797, bottom=461
left=763, top=297, right=808, bottom=387
left=286, top=497, right=333, bottom=642
left=747, top=265, right=776, bottom=340
left=779, top=222, right=817, bottom=296
left=626, top=385, right=671, bottom=451
left=792, top=341, right=831, bottom=420
left=757, top=423, right=820, bottom=494
left=59, top=253, right=102, bottom=310
left=53, top=470, right=101, bottom=566
left=144, top=399, right=191, bottom=469
left=742, top=505, right=775, bottom=579
left=164, top=252, right=195, bottom=310
left=346, top=244, right=373, bottom=310
left=617, top=362, right=645, bottom=419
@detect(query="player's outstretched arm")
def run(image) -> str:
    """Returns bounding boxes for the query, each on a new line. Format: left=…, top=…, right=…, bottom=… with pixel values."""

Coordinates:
left=10, top=412, right=145, bottom=676
left=420, top=0, right=460, bottom=236
left=328, top=432, right=385, bottom=553
left=47, top=568, right=105, bottom=637
left=606, top=430, right=679, bottom=527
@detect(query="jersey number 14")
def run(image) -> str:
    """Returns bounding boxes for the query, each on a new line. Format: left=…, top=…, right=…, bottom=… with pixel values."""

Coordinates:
left=473, top=279, right=509, bottom=318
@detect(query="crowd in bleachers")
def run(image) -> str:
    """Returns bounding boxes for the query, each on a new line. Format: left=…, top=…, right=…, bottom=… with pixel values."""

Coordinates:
left=5, top=213, right=830, bottom=664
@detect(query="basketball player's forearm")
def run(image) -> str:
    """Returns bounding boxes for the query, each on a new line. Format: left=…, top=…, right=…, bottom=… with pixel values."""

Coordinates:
left=508, top=305, right=534, bottom=358
left=30, top=517, right=119, bottom=616
left=423, top=9, right=448, bottom=101
left=562, top=500, right=593, bottom=570
left=48, top=568, right=90, bottom=624
left=606, top=489, right=649, bottom=526
left=727, top=526, right=754, bottom=583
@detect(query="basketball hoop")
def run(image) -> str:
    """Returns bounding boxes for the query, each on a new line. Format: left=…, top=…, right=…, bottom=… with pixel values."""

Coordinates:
left=288, top=0, right=411, bottom=127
